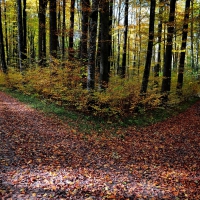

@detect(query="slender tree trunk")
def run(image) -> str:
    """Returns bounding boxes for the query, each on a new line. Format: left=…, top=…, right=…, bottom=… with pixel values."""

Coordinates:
left=80, top=0, right=90, bottom=62
left=2, top=0, right=8, bottom=64
left=108, top=0, right=113, bottom=73
left=80, top=0, right=90, bottom=88
left=176, top=0, right=191, bottom=92
left=154, top=0, right=164, bottom=83
left=99, top=0, right=110, bottom=89
left=121, top=0, right=129, bottom=78
left=137, top=2, right=142, bottom=76
left=49, top=0, right=58, bottom=59
left=190, top=0, right=195, bottom=70
left=17, top=0, right=24, bottom=71
left=68, top=0, right=75, bottom=60
left=140, top=0, right=156, bottom=94
left=0, top=1, right=7, bottom=73
left=116, top=0, right=121, bottom=74
left=87, top=0, right=99, bottom=90
left=22, top=0, right=27, bottom=60
left=38, top=0, right=48, bottom=66
left=161, top=0, right=176, bottom=97
left=62, top=0, right=66, bottom=60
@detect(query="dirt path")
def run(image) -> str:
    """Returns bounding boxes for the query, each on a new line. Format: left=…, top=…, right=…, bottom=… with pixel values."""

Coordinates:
left=0, top=91, right=200, bottom=199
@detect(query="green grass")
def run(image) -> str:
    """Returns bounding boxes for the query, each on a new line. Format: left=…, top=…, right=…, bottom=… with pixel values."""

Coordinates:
left=0, top=86, right=199, bottom=135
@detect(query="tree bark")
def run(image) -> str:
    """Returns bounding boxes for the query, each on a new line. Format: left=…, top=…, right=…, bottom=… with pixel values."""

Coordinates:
left=121, top=0, right=129, bottom=78
left=0, top=1, right=7, bottom=73
left=22, top=0, right=27, bottom=60
left=62, top=0, right=66, bottom=60
left=87, top=0, right=99, bottom=90
left=38, top=0, right=48, bottom=66
left=140, top=0, right=156, bottom=94
left=154, top=0, right=164, bottom=83
left=49, top=0, right=58, bottom=59
left=80, top=0, right=90, bottom=62
left=17, top=0, right=24, bottom=71
left=99, top=0, right=110, bottom=89
left=176, top=0, right=191, bottom=92
left=161, top=0, right=176, bottom=96
left=68, top=0, right=75, bottom=60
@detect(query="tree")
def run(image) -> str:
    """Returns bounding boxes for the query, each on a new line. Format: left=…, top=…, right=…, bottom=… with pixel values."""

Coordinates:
left=176, top=0, right=191, bottom=92
left=87, top=0, right=99, bottom=90
left=16, top=0, right=24, bottom=70
left=161, top=0, right=177, bottom=97
left=0, top=0, right=7, bottom=73
left=38, top=0, right=48, bottom=66
left=121, top=0, right=129, bottom=78
left=99, top=0, right=110, bottom=89
left=49, top=0, right=58, bottom=59
left=80, top=0, right=90, bottom=62
left=140, top=0, right=156, bottom=94
left=154, top=0, right=164, bottom=83
left=68, top=0, right=75, bottom=60
left=22, top=0, right=27, bottom=60
left=62, top=0, right=66, bottom=60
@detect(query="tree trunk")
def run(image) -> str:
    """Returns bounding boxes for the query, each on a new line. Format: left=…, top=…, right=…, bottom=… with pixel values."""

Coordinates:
left=80, top=0, right=90, bottom=88
left=190, top=0, right=195, bottom=70
left=161, top=0, right=176, bottom=97
left=38, top=0, right=48, bottom=66
left=2, top=0, right=8, bottom=64
left=22, top=0, right=27, bottom=60
left=62, top=0, right=66, bottom=60
left=140, top=0, right=156, bottom=94
left=154, top=0, right=164, bottom=83
left=80, top=0, right=90, bottom=62
left=121, top=0, right=129, bottom=78
left=87, top=0, right=99, bottom=90
left=17, top=0, right=24, bottom=71
left=108, top=0, right=113, bottom=73
left=68, top=0, right=75, bottom=60
left=0, top=1, right=7, bottom=73
left=49, top=0, right=58, bottom=59
left=116, top=0, right=121, bottom=74
left=176, top=0, right=191, bottom=92
left=99, top=0, right=110, bottom=89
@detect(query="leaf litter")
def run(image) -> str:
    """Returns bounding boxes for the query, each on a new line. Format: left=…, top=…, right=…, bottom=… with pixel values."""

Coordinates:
left=0, top=91, right=200, bottom=199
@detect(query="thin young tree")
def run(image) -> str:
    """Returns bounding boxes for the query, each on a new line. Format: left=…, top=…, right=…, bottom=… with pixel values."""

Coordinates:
left=80, top=0, right=90, bottom=88
left=154, top=0, right=164, bottom=84
left=2, top=0, right=8, bottom=64
left=0, top=0, right=7, bottom=73
left=176, top=0, right=191, bottom=92
left=161, top=0, right=177, bottom=97
left=62, top=0, right=66, bottom=60
left=16, top=0, right=24, bottom=70
left=68, top=0, right=75, bottom=60
left=80, top=0, right=90, bottom=62
left=99, top=0, right=110, bottom=89
left=121, top=0, right=129, bottom=78
left=140, top=0, right=156, bottom=94
left=22, top=0, right=27, bottom=60
left=87, top=0, right=99, bottom=90
left=49, top=0, right=58, bottom=58
left=38, top=0, right=48, bottom=66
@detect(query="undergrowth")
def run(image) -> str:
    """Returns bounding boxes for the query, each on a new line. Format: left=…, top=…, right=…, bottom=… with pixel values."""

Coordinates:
left=0, top=65, right=199, bottom=134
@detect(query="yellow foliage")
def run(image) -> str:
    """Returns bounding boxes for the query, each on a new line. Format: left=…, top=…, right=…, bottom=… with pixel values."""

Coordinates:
left=0, top=65, right=199, bottom=118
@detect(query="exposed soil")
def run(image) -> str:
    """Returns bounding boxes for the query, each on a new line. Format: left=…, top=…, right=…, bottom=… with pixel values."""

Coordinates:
left=0, top=91, right=200, bottom=199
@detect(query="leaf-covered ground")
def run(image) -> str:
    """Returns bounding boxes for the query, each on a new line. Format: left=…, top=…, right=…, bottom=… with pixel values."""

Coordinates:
left=0, top=91, right=200, bottom=200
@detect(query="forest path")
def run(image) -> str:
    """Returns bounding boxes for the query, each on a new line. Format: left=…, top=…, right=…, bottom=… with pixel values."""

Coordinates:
left=0, top=91, right=200, bottom=199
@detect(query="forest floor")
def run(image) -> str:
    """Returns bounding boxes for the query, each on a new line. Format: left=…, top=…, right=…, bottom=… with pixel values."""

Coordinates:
left=0, top=91, right=200, bottom=200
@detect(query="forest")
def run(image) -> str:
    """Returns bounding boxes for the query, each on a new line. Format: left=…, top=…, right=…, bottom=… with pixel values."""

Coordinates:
left=0, top=0, right=200, bottom=117
left=0, top=1, right=200, bottom=199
